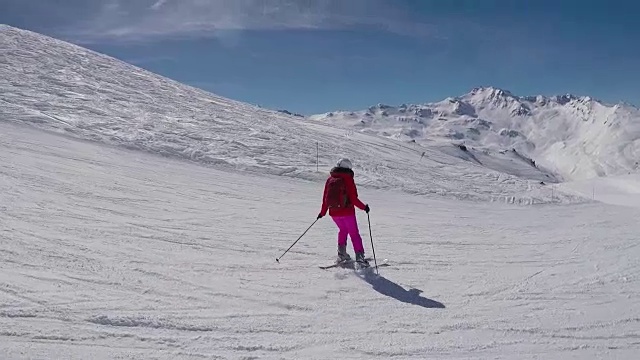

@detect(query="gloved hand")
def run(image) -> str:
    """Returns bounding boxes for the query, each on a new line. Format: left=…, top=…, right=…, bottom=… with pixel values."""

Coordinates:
left=317, top=213, right=324, bottom=219
left=364, top=204, right=370, bottom=213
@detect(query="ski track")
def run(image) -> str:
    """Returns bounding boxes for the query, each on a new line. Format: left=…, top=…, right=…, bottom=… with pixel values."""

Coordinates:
left=1, top=122, right=639, bottom=359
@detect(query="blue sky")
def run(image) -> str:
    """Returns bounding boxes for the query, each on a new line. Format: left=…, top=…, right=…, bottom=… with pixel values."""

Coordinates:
left=2, top=0, right=640, bottom=114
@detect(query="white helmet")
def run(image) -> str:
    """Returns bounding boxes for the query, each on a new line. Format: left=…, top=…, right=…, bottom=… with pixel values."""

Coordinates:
left=336, top=158, right=352, bottom=169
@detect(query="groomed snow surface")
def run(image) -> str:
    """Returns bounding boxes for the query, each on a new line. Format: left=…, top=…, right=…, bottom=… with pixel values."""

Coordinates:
left=2, top=122, right=640, bottom=359
left=1, top=25, right=640, bottom=359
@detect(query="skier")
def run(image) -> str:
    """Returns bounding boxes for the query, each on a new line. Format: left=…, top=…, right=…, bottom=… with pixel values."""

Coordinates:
left=317, top=158, right=371, bottom=267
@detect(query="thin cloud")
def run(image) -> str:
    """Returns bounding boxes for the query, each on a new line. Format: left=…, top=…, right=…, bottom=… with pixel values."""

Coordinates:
left=150, top=0, right=169, bottom=10
left=65, top=0, right=436, bottom=43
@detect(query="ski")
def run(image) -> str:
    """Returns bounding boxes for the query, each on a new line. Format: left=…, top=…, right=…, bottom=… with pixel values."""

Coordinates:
left=319, top=257, right=388, bottom=270
left=318, top=259, right=358, bottom=270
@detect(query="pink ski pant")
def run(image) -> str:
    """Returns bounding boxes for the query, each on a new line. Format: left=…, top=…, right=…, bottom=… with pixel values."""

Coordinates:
left=331, top=215, right=364, bottom=253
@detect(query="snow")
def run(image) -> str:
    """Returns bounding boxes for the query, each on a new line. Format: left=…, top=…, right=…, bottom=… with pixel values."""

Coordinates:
left=1, top=25, right=640, bottom=359
left=559, top=173, right=640, bottom=209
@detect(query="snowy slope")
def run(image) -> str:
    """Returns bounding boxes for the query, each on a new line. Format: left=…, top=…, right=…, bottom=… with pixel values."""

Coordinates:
left=2, top=122, right=640, bottom=359
left=0, top=25, right=582, bottom=205
left=2, top=25, right=640, bottom=359
left=310, top=87, right=640, bottom=182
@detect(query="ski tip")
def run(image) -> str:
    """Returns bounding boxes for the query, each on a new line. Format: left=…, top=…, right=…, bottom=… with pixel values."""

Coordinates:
left=276, top=258, right=280, bottom=263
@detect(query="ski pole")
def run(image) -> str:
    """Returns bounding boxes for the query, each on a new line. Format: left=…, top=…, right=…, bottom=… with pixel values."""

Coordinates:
left=276, top=218, right=318, bottom=263
left=367, top=212, right=379, bottom=274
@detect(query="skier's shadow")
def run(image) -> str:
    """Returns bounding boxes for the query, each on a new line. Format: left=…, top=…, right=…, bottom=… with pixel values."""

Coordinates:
left=357, top=270, right=445, bottom=309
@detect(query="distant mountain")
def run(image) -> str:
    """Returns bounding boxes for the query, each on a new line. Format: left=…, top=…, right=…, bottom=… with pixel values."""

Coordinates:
left=310, top=86, right=640, bottom=181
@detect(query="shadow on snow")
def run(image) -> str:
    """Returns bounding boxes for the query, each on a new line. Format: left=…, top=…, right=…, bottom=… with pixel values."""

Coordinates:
left=356, top=270, right=445, bottom=309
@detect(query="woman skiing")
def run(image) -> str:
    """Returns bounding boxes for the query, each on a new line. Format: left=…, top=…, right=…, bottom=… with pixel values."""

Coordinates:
left=318, top=158, right=370, bottom=267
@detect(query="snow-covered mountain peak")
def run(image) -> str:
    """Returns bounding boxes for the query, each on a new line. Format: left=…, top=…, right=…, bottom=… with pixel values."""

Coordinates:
left=465, top=86, right=603, bottom=109
left=554, top=93, right=587, bottom=105
left=459, top=87, right=529, bottom=116
left=468, top=86, right=516, bottom=99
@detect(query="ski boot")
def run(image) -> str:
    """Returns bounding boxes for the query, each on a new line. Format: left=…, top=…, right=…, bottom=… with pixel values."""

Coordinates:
left=337, top=245, right=352, bottom=263
left=355, top=252, right=370, bottom=268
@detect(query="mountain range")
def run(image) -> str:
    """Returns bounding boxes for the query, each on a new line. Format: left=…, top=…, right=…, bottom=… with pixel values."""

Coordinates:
left=310, top=86, right=640, bottom=182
